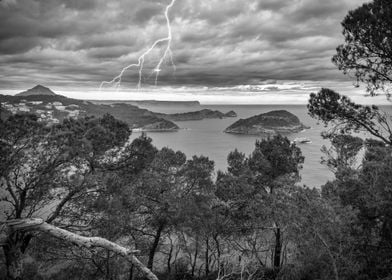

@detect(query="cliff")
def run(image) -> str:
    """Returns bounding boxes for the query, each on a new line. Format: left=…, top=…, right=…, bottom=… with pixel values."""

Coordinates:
left=224, top=110, right=309, bottom=135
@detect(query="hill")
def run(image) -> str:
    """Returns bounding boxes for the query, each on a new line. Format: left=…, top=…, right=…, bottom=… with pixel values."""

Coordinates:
left=16, top=85, right=58, bottom=97
left=224, top=110, right=309, bottom=135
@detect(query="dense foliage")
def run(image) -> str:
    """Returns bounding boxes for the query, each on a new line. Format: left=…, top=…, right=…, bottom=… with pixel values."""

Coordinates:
left=4, top=111, right=389, bottom=280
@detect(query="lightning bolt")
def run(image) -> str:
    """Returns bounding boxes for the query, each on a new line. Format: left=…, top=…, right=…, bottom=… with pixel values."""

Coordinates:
left=100, top=0, right=176, bottom=90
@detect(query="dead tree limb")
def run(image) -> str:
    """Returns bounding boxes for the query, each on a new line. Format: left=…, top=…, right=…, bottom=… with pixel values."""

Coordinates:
left=4, top=218, right=158, bottom=280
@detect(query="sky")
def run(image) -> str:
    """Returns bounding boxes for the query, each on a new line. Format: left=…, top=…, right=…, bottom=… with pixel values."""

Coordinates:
left=0, top=0, right=388, bottom=104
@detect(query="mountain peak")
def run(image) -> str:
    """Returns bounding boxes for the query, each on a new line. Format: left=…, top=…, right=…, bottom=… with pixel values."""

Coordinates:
left=16, top=85, right=58, bottom=97
left=32, top=84, right=48, bottom=90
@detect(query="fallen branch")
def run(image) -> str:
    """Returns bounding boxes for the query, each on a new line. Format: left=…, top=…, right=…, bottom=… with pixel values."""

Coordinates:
left=5, top=218, right=158, bottom=280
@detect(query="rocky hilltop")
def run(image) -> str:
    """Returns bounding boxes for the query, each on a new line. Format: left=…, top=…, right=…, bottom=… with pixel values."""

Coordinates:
left=224, top=110, right=309, bottom=135
left=156, top=109, right=237, bottom=121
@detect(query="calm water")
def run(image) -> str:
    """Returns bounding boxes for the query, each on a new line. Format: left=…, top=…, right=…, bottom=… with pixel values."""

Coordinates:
left=128, top=104, right=391, bottom=188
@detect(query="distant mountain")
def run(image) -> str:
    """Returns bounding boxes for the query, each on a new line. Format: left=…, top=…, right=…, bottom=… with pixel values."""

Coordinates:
left=126, top=100, right=200, bottom=107
left=225, top=110, right=309, bottom=135
left=90, top=100, right=200, bottom=107
left=16, top=85, right=58, bottom=97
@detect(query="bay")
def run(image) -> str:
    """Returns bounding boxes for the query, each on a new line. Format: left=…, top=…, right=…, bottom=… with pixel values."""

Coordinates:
left=128, top=104, right=391, bottom=188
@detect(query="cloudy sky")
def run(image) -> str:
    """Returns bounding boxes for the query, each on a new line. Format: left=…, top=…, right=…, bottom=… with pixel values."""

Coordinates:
left=0, top=0, right=386, bottom=103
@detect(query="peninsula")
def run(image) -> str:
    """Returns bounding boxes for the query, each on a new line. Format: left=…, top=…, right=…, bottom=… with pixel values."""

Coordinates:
left=1, top=85, right=236, bottom=131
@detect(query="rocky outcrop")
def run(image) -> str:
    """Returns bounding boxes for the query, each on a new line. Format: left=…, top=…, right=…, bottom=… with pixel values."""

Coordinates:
left=224, top=110, right=309, bottom=135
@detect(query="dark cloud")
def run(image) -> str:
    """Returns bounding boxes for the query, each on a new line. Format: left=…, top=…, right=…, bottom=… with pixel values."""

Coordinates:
left=288, top=0, right=347, bottom=22
left=63, top=0, right=97, bottom=11
left=0, top=37, right=41, bottom=54
left=0, top=0, right=362, bottom=90
left=257, top=1, right=288, bottom=12
left=133, top=5, right=163, bottom=24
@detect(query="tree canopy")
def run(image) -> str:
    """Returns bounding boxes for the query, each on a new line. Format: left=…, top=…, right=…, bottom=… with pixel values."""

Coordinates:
left=308, top=88, right=392, bottom=144
left=0, top=113, right=131, bottom=279
left=332, top=0, right=392, bottom=97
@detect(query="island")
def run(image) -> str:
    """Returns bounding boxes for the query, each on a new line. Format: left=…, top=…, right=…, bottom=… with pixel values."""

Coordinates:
left=224, top=110, right=309, bottom=135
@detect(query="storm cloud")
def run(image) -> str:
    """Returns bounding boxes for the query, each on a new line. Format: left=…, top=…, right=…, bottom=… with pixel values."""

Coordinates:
left=0, top=0, right=363, bottom=90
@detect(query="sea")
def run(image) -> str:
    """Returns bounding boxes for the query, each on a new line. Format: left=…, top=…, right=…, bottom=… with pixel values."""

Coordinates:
left=128, top=104, right=392, bottom=188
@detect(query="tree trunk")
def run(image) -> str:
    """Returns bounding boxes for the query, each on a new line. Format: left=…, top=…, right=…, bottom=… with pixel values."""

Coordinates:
left=191, top=236, right=199, bottom=277
left=167, top=240, right=173, bottom=273
left=3, top=242, right=23, bottom=280
left=147, top=223, right=165, bottom=270
left=129, top=264, right=134, bottom=280
left=105, top=250, right=111, bottom=280
left=273, top=227, right=282, bottom=270
left=213, top=234, right=223, bottom=277
left=213, top=234, right=221, bottom=269
left=205, top=237, right=209, bottom=276
left=2, top=232, right=32, bottom=280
